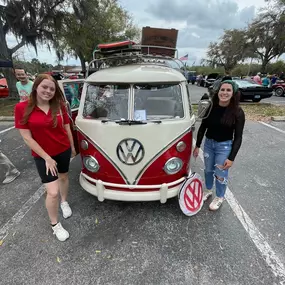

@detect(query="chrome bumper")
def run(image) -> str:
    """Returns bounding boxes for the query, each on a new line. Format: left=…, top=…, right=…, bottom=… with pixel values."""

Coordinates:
left=79, top=172, right=186, bottom=203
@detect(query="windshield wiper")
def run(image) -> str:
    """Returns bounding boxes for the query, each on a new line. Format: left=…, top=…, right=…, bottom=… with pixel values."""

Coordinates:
left=102, top=119, right=161, bottom=124
left=101, top=119, right=111, bottom=123
left=101, top=119, right=127, bottom=123
left=116, top=120, right=147, bottom=125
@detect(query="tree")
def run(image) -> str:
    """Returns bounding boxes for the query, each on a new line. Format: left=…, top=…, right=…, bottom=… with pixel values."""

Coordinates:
left=265, top=0, right=285, bottom=11
left=246, top=9, right=285, bottom=72
left=0, top=0, right=66, bottom=98
left=205, top=29, right=249, bottom=74
left=55, top=0, right=140, bottom=73
left=12, top=58, right=54, bottom=74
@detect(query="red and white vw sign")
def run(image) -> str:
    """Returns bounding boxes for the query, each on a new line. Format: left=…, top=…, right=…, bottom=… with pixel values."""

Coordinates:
left=178, top=172, right=204, bottom=216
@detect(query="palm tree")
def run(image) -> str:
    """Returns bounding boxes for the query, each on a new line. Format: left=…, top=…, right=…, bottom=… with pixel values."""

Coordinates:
left=0, top=0, right=66, bottom=99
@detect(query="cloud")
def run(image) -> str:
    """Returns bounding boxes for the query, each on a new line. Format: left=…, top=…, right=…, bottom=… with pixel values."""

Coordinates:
left=191, top=33, right=200, bottom=39
left=5, top=0, right=265, bottom=66
left=145, top=0, right=255, bottom=30
left=6, top=33, right=19, bottom=47
left=142, top=0, right=257, bottom=62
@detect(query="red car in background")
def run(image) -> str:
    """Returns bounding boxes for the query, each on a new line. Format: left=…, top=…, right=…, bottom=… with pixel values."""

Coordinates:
left=272, top=81, right=285, bottom=97
left=0, top=78, right=9, bottom=98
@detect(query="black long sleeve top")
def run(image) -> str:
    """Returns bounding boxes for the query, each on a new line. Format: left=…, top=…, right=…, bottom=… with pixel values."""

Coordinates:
left=196, top=105, right=245, bottom=161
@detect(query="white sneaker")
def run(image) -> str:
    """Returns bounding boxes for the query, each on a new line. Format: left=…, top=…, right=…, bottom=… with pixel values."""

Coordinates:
left=209, top=197, right=225, bottom=211
left=203, top=189, right=213, bottom=201
left=60, top=201, right=72, bottom=219
left=52, top=222, right=69, bottom=241
left=3, top=170, right=20, bottom=184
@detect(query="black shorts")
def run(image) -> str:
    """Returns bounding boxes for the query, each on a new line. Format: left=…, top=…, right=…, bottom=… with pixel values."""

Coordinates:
left=34, top=148, right=71, bottom=184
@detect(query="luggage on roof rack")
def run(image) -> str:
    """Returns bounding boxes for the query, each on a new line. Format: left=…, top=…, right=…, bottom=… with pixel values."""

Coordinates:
left=141, top=27, right=178, bottom=58
left=93, top=40, right=140, bottom=57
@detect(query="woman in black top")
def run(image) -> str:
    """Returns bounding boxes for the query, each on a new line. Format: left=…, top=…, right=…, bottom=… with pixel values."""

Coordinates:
left=193, top=80, right=245, bottom=211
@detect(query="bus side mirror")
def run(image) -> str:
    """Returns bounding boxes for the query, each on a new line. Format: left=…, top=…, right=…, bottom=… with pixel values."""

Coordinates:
left=200, top=93, right=209, bottom=100
left=197, top=95, right=212, bottom=120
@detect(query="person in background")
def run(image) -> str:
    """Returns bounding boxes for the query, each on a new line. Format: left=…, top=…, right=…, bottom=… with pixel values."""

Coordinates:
left=63, top=83, right=74, bottom=106
left=0, top=150, right=20, bottom=184
left=14, top=74, right=76, bottom=242
left=193, top=80, right=245, bottom=211
left=271, top=74, right=277, bottom=86
left=253, top=72, right=262, bottom=85
left=262, top=75, right=270, bottom=87
left=15, top=68, right=33, bottom=102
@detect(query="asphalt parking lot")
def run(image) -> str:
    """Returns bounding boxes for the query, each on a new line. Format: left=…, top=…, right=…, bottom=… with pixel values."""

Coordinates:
left=1, top=90, right=285, bottom=284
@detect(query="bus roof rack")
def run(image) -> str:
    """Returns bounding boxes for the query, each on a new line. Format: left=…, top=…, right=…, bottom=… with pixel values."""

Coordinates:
left=87, top=41, right=186, bottom=78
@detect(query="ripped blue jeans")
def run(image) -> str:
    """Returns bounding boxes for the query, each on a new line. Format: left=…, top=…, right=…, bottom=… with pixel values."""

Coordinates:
left=203, top=138, right=232, bottom=198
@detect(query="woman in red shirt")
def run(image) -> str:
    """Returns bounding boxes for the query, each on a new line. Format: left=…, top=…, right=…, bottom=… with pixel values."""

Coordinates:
left=15, top=74, right=76, bottom=242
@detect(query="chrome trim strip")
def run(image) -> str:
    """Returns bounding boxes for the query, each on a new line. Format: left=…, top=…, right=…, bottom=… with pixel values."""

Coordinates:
left=129, top=84, right=134, bottom=120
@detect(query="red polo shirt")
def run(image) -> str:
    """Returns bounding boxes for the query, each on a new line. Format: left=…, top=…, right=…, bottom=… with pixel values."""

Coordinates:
left=14, top=101, right=71, bottom=157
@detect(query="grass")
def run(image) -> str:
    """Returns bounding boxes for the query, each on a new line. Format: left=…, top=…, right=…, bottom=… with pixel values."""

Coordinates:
left=192, top=103, right=285, bottom=122
left=242, top=104, right=285, bottom=118
left=0, top=99, right=18, bottom=116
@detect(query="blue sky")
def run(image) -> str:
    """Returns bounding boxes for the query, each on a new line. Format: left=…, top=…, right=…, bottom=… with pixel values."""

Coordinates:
left=7, top=0, right=281, bottom=66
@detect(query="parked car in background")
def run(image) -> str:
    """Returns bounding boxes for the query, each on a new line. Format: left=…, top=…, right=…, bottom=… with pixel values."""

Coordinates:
left=187, top=71, right=197, bottom=84
left=0, top=78, right=9, bottom=98
left=44, top=71, right=65, bottom=81
left=242, top=77, right=260, bottom=84
left=208, top=79, right=273, bottom=102
left=204, top=73, right=221, bottom=88
left=272, top=80, right=285, bottom=97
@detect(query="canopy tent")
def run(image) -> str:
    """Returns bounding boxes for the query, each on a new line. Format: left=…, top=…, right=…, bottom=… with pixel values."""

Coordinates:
left=0, top=60, right=13, bottom=68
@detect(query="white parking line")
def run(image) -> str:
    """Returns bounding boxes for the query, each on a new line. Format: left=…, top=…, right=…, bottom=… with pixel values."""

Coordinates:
left=260, top=122, right=285, bottom=135
left=0, top=126, right=15, bottom=135
left=0, top=185, right=46, bottom=240
left=0, top=156, right=75, bottom=241
left=194, top=139, right=285, bottom=284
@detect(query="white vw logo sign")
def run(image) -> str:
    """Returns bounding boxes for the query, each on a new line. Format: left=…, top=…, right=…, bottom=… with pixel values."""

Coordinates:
left=117, top=139, right=145, bottom=165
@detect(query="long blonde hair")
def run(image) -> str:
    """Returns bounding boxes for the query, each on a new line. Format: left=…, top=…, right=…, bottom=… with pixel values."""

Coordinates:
left=21, top=74, right=66, bottom=127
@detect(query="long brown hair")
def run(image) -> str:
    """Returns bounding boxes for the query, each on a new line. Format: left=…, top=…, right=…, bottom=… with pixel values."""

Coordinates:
left=212, top=81, right=240, bottom=126
left=21, top=74, right=66, bottom=127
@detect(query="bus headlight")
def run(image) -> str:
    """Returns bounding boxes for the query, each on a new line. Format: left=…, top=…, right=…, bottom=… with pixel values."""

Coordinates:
left=83, top=156, right=100, bottom=172
left=164, top=157, right=183, bottom=175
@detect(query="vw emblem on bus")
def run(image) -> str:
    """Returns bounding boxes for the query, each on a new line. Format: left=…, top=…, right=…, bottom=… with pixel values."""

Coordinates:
left=117, top=138, right=145, bottom=165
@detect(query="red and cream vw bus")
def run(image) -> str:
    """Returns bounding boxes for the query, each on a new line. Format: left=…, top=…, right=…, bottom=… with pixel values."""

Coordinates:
left=72, top=41, right=209, bottom=216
